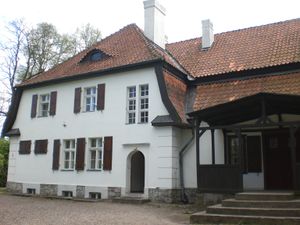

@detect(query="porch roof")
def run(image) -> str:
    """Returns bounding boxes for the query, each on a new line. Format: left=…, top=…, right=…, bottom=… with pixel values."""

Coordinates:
left=189, top=92, right=300, bottom=126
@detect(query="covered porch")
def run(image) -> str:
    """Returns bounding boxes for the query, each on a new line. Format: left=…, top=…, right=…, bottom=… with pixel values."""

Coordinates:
left=189, top=93, right=300, bottom=193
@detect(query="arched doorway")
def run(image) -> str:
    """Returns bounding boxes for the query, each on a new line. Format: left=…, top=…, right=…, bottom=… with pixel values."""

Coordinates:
left=130, top=151, right=145, bottom=193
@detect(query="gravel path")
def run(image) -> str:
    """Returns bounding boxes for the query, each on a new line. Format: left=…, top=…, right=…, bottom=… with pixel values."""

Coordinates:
left=0, top=194, right=190, bottom=225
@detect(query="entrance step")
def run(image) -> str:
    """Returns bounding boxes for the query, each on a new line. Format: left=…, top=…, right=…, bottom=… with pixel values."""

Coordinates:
left=190, top=192, right=300, bottom=224
left=223, top=198, right=300, bottom=208
left=111, top=197, right=150, bottom=204
left=207, top=204, right=300, bottom=217
left=235, top=192, right=294, bottom=201
left=190, top=211, right=300, bottom=225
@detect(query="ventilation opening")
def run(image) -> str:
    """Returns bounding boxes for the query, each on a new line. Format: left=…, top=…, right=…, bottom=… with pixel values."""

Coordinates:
left=27, top=188, right=36, bottom=195
left=89, top=192, right=101, bottom=199
left=62, top=191, right=73, bottom=198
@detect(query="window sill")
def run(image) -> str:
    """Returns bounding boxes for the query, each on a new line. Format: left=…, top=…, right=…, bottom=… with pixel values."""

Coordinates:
left=87, top=169, right=102, bottom=172
left=60, top=169, right=74, bottom=172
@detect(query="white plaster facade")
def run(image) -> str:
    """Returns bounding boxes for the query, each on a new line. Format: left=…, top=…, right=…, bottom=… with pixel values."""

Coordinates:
left=7, top=67, right=200, bottom=199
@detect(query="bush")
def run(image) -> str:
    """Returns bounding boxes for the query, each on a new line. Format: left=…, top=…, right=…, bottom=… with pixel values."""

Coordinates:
left=0, top=139, right=9, bottom=187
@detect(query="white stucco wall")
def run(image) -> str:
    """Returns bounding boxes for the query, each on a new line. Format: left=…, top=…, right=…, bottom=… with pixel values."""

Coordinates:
left=8, top=67, right=183, bottom=195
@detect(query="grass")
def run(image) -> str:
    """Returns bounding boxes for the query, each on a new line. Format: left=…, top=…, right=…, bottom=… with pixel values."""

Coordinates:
left=0, top=187, right=6, bottom=194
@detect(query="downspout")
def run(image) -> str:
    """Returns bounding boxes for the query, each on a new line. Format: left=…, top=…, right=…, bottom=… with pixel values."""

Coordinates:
left=179, top=127, right=194, bottom=203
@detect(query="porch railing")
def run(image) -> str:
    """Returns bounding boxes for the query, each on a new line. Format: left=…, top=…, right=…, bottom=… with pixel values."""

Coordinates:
left=198, top=164, right=243, bottom=193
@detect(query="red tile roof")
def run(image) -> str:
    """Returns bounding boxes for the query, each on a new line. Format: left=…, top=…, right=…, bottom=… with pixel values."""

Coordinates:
left=167, top=18, right=300, bottom=78
left=193, top=71, right=300, bottom=112
left=19, top=24, right=184, bottom=87
left=163, top=69, right=187, bottom=122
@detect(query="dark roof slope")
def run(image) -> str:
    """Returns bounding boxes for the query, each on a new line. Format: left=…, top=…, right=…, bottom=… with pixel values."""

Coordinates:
left=19, top=24, right=185, bottom=87
left=167, top=18, right=300, bottom=78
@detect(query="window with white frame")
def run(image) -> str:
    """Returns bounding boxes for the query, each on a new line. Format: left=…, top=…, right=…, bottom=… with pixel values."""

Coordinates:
left=84, top=87, right=97, bottom=112
left=63, top=139, right=76, bottom=170
left=88, top=138, right=103, bottom=170
left=139, top=84, right=149, bottom=123
left=126, top=86, right=136, bottom=124
left=39, top=94, right=50, bottom=117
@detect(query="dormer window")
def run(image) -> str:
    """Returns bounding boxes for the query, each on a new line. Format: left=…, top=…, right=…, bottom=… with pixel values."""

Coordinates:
left=80, top=49, right=109, bottom=63
left=90, top=51, right=103, bottom=61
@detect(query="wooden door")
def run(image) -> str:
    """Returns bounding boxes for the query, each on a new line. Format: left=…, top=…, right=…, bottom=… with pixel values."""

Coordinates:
left=130, top=151, right=145, bottom=193
left=263, top=130, right=293, bottom=190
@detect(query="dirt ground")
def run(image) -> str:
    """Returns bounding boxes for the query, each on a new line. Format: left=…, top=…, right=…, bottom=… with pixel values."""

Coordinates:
left=0, top=194, right=193, bottom=225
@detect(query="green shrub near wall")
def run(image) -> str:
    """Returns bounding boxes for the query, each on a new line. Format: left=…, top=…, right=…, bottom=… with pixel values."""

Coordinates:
left=0, top=139, right=9, bottom=187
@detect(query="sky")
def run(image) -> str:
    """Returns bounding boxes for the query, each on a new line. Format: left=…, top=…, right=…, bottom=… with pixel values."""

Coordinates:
left=0, top=0, right=299, bottom=43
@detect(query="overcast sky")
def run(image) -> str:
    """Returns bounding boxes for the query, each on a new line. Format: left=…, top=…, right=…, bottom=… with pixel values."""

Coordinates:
left=0, top=0, right=299, bottom=43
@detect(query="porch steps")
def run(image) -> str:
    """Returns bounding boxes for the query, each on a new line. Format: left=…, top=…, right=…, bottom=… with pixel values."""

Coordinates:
left=235, top=192, right=295, bottom=201
left=223, top=198, right=300, bottom=208
left=111, top=196, right=150, bottom=204
left=190, top=192, right=300, bottom=224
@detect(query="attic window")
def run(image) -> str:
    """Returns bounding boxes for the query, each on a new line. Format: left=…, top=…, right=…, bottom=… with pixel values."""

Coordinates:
left=81, top=49, right=108, bottom=63
left=90, top=51, right=103, bottom=61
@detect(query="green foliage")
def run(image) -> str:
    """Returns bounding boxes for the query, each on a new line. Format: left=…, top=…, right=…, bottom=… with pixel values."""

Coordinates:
left=0, top=138, right=9, bottom=187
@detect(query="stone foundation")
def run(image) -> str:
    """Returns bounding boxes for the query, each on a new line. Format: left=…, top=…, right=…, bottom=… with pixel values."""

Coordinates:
left=197, top=193, right=234, bottom=206
left=108, top=187, right=121, bottom=199
left=40, top=184, right=58, bottom=197
left=148, top=188, right=181, bottom=203
left=6, top=181, right=23, bottom=194
left=76, top=186, right=85, bottom=198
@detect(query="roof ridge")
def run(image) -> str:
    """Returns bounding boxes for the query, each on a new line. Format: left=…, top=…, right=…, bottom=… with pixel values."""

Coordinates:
left=133, top=25, right=164, bottom=59
left=167, top=17, right=300, bottom=46
left=133, top=25, right=188, bottom=73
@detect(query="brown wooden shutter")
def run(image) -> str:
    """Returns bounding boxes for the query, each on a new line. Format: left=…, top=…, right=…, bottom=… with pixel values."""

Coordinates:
left=19, top=140, right=31, bottom=154
left=74, top=87, right=81, bottom=113
left=103, top=136, right=113, bottom=170
left=49, top=91, right=57, bottom=116
left=34, top=139, right=48, bottom=154
left=52, top=139, right=60, bottom=170
left=31, top=94, right=38, bottom=118
left=97, top=83, right=105, bottom=111
left=75, top=138, right=85, bottom=170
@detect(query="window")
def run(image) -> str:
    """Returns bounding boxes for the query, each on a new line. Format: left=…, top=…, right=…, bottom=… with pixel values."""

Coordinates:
left=19, top=140, right=31, bottom=154
left=84, top=87, right=97, bottom=112
left=34, top=139, right=48, bottom=154
left=88, top=138, right=103, bottom=170
left=62, top=191, right=73, bottom=198
left=90, top=52, right=103, bottom=61
left=126, top=86, right=136, bottom=124
left=63, top=139, right=76, bottom=170
left=139, top=84, right=149, bottom=123
left=89, top=192, right=101, bottom=199
left=39, top=94, right=50, bottom=117
left=27, top=188, right=36, bottom=195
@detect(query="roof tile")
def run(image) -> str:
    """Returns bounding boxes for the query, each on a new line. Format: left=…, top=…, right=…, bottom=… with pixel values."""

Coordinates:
left=167, top=18, right=300, bottom=77
left=193, top=71, right=300, bottom=111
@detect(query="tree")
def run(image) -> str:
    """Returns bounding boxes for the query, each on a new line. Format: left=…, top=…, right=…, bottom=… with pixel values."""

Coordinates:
left=0, top=19, right=27, bottom=116
left=0, top=138, right=9, bottom=187
left=74, top=23, right=102, bottom=53
left=0, top=20, right=102, bottom=128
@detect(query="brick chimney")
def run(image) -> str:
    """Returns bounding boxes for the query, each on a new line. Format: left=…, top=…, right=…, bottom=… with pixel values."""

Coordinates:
left=202, top=19, right=214, bottom=49
left=143, top=0, right=166, bottom=49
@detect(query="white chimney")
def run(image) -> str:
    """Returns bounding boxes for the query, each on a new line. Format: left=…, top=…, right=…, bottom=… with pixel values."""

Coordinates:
left=202, top=19, right=214, bottom=49
left=143, top=0, right=166, bottom=48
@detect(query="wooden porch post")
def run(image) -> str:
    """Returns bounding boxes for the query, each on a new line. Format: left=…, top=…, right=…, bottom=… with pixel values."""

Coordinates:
left=289, top=126, right=297, bottom=191
left=211, top=129, right=215, bottom=165
left=236, top=128, right=244, bottom=190
left=196, top=118, right=200, bottom=189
